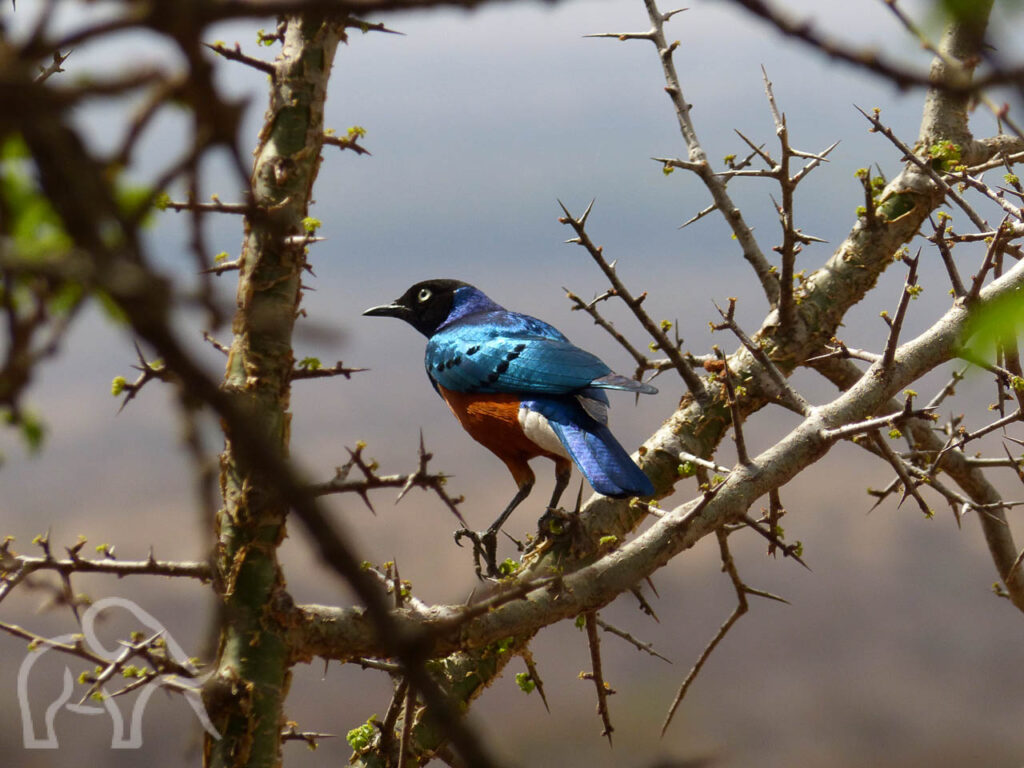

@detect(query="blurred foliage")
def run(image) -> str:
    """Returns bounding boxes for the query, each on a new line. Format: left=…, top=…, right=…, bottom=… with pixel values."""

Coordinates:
left=0, top=132, right=155, bottom=452
left=1, top=134, right=73, bottom=262
left=964, top=288, right=1024, bottom=360
left=936, top=0, right=1022, bottom=22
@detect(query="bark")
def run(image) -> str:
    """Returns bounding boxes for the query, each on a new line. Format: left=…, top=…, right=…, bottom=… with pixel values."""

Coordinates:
left=205, top=16, right=347, bottom=768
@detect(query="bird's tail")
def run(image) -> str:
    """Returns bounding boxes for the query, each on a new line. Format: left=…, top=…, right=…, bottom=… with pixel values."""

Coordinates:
left=549, top=418, right=655, bottom=499
left=590, top=372, right=658, bottom=395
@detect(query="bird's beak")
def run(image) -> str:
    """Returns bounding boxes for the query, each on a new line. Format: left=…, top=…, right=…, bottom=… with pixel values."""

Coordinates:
left=362, top=301, right=410, bottom=319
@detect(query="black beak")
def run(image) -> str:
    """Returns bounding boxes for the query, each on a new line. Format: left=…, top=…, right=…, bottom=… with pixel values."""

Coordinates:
left=363, top=301, right=410, bottom=319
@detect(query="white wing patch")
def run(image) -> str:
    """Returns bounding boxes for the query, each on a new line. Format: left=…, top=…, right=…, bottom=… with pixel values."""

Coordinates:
left=518, top=407, right=570, bottom=458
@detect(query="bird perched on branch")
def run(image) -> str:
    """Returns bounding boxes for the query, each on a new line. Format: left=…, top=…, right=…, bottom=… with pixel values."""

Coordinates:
left=364, top=279, right=656, bottom=576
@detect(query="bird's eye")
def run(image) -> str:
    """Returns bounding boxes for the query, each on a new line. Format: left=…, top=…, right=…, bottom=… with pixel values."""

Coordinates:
left=417, top=288, right=432, bottom=303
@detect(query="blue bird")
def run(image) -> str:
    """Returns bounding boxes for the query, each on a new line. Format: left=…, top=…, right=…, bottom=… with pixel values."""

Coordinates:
left=364, top=279, right=656, bottom=575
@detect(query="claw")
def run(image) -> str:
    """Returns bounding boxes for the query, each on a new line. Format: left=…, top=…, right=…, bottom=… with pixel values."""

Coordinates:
left=453, top=528, right=501, bottom=579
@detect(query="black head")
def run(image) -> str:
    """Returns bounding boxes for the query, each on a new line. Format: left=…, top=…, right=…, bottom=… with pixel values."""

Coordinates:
left=363, top=279, right=471, bottom=336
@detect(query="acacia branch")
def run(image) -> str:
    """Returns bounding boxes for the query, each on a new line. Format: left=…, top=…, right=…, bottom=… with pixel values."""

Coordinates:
left=310, top=437, right=467, bottom=527
left=723, top=0, right=1003, bottom=94
left=880, top=250, right=920, bottom=370
left=589, top=1, right=781, bottom=306
left=661, top=529, right=749, bottom=735
left=558, top=200, right=708, bottom=402
left=582, top=611, right=615, bottom=744
left=290, top=360, right=368, bottom=381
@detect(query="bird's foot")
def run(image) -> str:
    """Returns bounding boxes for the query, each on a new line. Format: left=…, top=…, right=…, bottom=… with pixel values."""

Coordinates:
left=535, top=506, right=585, bottom=560
left=454, top=528, right=500, bottom=579
left=537, top=506, right=572, bottom=539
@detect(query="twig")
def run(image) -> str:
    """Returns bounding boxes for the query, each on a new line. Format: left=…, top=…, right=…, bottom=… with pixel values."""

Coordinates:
left=925, top=367, right=966, bottom=412
left=582, top=611, right=614, bottom=745
left=378, top=677, right=409, bottom=759
left=115, top=341, right=176, bottom=412
left=558, top=199, right=707, bottom=402
left=200, top=259, right=242, bottom=275
left=881, top=249, right=920, bottom=370
left=967, top=217, right=1011, bottom=303
left=767, top=488, right=784, bottom=557
left=821, top=398, right=935, bottom=442
left=723, top=0, right=1002, bottom=93
left=588, top=0, right=780, bottom=305
left=713, top=347, right=749, bottom=465
left=162, top=198, right=252, bottom=215
left=564, top=287, right=652, bottom=376
left=204, top=41, right=276, bottom=77
left=868, top=430, right=933, bottom=517
left=712, top=298, right=811, bottom=415
left=398, top=684, right=414, bottom=768
left=630, top=584, right=660, bottom=623
left=942, top=408, right=1024, bottom=454
left=323, top=133, right=372, bottom=156
left=595, top=616, right=671, bottom=663
left=855, top=105, right=990, bottom=233
left=35, top=49, right=72, bottom=83
left=740, top=512, right=809, bottom=569
left=291, top=360, right=368, bottom=381
left=662, top=530, right=748, bottom=735
left=804, top=341, right=880, bottom=366
left=677, top=451, right=732, bottom=476
left=280, top=725, right=337, bottom=749
left=202, top=331, right=230, bottom=356
left=928, top=215, right=967, bottom=298
left=520, top=647, right=550, bottom=712
left=310, top=437, right=467, bottom=527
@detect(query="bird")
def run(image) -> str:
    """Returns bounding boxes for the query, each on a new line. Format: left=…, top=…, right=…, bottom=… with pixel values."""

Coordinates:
left=364, top=279, right=657, bottom=575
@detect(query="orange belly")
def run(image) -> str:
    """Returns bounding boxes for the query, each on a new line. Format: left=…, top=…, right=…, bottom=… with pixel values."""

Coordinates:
left=438, top=387, right=564, bottom=486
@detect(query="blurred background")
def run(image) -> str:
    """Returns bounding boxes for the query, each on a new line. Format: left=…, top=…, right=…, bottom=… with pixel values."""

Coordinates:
left=2, top=0, right=1024, bottom=765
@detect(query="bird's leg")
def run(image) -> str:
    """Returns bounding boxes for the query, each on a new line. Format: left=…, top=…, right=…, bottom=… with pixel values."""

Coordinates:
left=547, top=459, right=572, bottom=512
left=455, top=479, right=534, bottom=578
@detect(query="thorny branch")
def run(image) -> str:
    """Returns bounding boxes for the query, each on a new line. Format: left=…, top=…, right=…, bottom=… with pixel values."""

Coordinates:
left=582, top=611, right=615, bottom=745
left=588, top=0, right=782, bottom=308
left=558, top=199, right=707, bottom=402
left=722, top=0, right=1008, bottom=94
left=661, top=529, right=786, bottom=735
left=310, top=436, right=467, bottom=527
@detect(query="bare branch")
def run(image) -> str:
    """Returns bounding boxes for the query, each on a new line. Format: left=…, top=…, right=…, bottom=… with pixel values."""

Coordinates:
left=291, top=360, right=368, bottom=381
left=520, top=647, right=550, bottom=712
left=35, top=49, right=71, bottom=83
left=712, top=298, right=811, bottom=415
left=595, top=616, right=672, bottom=663
left=204, top=41, right=276, bottom=77
left=589, top=0, right=780, bottom=305
left=582, top=611, right=614, bottom=745
left=564, top=287, right=653, bottom=376
left=713, top=347, right=750, bottom=466
left=928, top=215, right=967, bottom=298
left=662, top=530, right=750, bottom=735
left=558, top=200, right=708, bottom=402
left=881, top=250, right=920, bottom=370
left=310, top=439, right=467, bottom=528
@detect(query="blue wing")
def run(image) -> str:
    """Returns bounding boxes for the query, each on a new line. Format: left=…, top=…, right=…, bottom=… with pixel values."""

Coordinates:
left=426, top=310, right=613, bottom=395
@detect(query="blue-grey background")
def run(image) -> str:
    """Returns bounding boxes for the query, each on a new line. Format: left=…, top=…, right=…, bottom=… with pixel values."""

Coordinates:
left=3, top=0, right=1024, bottom=766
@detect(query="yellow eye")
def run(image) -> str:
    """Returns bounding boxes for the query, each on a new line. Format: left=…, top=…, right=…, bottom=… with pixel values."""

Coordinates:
left=417, top=288, right=432, bottom=302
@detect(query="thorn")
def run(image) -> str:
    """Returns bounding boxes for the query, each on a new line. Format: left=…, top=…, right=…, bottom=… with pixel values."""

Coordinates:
left=579, top=198, right=596, bottom=227
left=645, top=576, right=660, bottom=599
